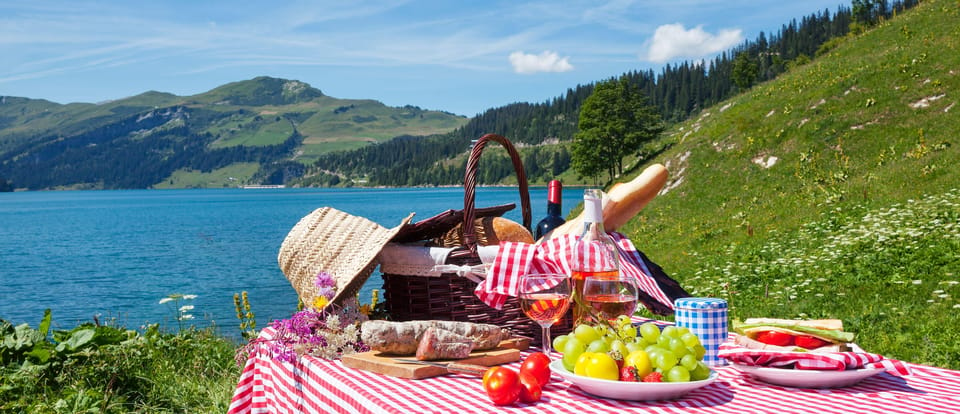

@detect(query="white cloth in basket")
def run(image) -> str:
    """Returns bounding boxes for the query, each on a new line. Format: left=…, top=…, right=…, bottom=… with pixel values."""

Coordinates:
left=379, top=243, right=499, bottom=284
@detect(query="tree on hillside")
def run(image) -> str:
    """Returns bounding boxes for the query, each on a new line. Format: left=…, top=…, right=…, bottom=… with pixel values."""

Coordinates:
left=852, top=0, right=887, bottom=27
left=0, top=176, right=12, bottom=192
left=732, top=51, right=759, bottom=90
left=571, top=77, right=664, bottom=181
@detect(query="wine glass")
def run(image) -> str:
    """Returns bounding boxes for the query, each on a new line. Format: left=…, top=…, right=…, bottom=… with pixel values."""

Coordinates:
left=582, top=274, right=638, bottom=322
left=519, top=273, right=572, bottom=357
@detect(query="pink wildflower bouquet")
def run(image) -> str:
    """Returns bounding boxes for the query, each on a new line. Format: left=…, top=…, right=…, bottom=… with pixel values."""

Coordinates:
left=237, top=271, right=370, bottom=364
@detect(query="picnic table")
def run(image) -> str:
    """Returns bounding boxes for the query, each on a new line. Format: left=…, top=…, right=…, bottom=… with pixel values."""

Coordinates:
left=229, top=323, right=960, bottom=413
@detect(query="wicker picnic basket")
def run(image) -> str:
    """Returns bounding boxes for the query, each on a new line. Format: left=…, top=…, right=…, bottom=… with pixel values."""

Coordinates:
left=380, top=133, right=573, bottom=342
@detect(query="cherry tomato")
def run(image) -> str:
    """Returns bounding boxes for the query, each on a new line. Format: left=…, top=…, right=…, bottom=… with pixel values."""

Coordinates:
left=755, top=330, right=794, bottom=346
left=518, top=372, right=542, bottom=403
left=482, top=366, right=521, bottom=406
left=519, top=352, right=551, bottom=386
left=795, top=335, right=829, bottom=349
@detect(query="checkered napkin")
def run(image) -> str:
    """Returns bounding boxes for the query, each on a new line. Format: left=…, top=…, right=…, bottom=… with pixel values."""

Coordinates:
left=718, top=341, right=912, bottom=375
left=474, top=232, right=675, bottom=312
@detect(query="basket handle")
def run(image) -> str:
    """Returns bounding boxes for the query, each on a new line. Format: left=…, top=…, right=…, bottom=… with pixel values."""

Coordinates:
left=462, top=134, right=532, bottom=253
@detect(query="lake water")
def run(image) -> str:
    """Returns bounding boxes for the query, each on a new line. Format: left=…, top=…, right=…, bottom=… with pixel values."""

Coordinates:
left=0, top=187, right=580, bottom=338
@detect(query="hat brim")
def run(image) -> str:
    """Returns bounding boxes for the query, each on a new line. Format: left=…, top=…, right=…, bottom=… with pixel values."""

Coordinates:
left=278, top=207, right=414, bottom=309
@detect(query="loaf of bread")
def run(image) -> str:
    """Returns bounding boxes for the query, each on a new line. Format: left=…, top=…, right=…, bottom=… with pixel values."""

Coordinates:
left=486, top=217, right=534, bottom=244
left=438, top=216, right=534, bottom=246
left=539, top=164, right=668, bottom=241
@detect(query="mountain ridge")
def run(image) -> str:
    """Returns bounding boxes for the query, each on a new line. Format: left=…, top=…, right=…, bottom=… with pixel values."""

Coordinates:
left=0, top=76, right=468, bottom=190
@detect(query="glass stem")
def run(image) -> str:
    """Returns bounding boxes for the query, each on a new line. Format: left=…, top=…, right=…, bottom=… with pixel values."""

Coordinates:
left=541, top=325, right=552, bottom=357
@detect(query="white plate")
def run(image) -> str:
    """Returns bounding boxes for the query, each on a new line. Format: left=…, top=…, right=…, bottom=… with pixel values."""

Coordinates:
left=732, top=364, right=884, bottom=388
left=550, top=360, right=718, bottom=401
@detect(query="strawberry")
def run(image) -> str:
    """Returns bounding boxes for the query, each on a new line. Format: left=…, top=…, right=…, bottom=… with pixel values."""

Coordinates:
left=619, top=366, right=641, bottom=382
left=608, top=350, right=624, bottom=371
left=642, top=372, right=663, bottom=383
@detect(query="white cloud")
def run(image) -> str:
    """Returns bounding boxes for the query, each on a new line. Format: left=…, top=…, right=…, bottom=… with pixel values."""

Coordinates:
left=645, top=23, right=743, bottom=63
left=509, top=51, right=574, bottom=74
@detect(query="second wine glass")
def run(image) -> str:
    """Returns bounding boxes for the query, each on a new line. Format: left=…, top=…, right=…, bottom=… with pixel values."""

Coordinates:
left=519, top=273, right=571, bottom=357
left=582, top=274, right=638, bottom=322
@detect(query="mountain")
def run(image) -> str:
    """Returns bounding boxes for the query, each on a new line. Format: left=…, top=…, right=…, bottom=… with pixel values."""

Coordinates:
left=0, top=77, right=467, bottom=190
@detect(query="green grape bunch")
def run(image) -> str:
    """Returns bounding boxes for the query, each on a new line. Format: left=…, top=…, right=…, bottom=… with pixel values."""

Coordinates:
left=553, top=317, right=712, bottom=382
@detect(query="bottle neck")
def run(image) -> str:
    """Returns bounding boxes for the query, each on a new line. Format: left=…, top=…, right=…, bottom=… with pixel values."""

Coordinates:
left=580, top=219, right=606, bottom=238
left=573, top=190, right=618, bottom=274
left=582, top=190, right=603, bottom=225
left=546, top=201, right=561, bottom=216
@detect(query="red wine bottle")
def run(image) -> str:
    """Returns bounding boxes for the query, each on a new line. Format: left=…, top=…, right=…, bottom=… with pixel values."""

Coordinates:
left=535, top=180, right=566, bottom=240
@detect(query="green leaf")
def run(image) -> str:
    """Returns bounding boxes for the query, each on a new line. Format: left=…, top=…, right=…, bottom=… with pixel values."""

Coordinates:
left=26, top=343, right=53, bottom=363
left=13, top=323, right=43, bottom=350
left=38, top=308, right=52, bottom=337
left=92, top=325, right=127, bottom=346
left=57, top=328, right=96, bottom=352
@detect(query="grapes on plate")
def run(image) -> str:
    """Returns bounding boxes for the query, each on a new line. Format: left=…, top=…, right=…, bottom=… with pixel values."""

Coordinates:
left=666, top=366, right=691, bottom=382
left=639, top=322, right=660, bottom=343
left=553, top=320, right=712, bottom=383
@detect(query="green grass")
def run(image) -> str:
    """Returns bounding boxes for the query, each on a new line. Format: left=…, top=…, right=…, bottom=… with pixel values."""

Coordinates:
left=623, top=0, right=960, bottom=369
left=293, top=97, right=469, bottom=155
left=208, top=116, right=295, bottom=148
left=0, top=317, right=238, bottom=413
left=154, top=163, right=260, bottom=189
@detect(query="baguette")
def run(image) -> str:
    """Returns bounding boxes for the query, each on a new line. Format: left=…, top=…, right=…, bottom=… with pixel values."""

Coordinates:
left=603, top=163, right=669, bottom=231
left=538, top=163, right=668, bottom=241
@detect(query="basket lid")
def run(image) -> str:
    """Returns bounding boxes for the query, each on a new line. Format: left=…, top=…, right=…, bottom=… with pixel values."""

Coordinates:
left=674, top=297, right=728, bottom=310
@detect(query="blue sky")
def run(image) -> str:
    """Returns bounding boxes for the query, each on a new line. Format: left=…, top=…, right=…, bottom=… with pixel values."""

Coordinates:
left=1, top=1, right=846, bottom=116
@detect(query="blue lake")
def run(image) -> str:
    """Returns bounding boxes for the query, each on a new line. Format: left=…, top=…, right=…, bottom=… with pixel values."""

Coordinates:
left=0, top=187, right=581, bottom=338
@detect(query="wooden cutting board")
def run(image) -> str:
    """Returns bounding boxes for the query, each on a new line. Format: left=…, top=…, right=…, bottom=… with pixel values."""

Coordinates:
left=342, top=337, right=530, bottom=380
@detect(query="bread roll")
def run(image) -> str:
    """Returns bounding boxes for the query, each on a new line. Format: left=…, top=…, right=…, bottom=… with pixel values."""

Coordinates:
left=438, top=216, right=534, bottom=246
left=485, top=217, right=534, bottom=245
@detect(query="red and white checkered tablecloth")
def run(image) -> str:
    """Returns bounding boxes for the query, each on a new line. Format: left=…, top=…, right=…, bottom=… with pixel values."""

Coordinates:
left=229, top=325, right=960, bottom=414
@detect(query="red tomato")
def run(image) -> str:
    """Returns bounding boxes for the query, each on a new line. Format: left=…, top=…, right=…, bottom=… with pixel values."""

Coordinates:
left=482, top=366, right=521, bottom=406
left=518, top=372, right=542, bottom=403
left=519, top=352, right=551, bottom=386
left=755, top=330, right=794, bottom=346
left=795, top=335, right=830, bottom=349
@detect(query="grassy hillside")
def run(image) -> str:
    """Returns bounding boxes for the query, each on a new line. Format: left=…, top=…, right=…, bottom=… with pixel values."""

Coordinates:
left=621, top=0, right=959, bottom=368
left=0, top=77, right=468, bottom=189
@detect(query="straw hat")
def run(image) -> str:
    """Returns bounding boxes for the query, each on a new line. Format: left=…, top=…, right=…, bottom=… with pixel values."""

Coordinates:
left=278, top=207, right=414, bottom=308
